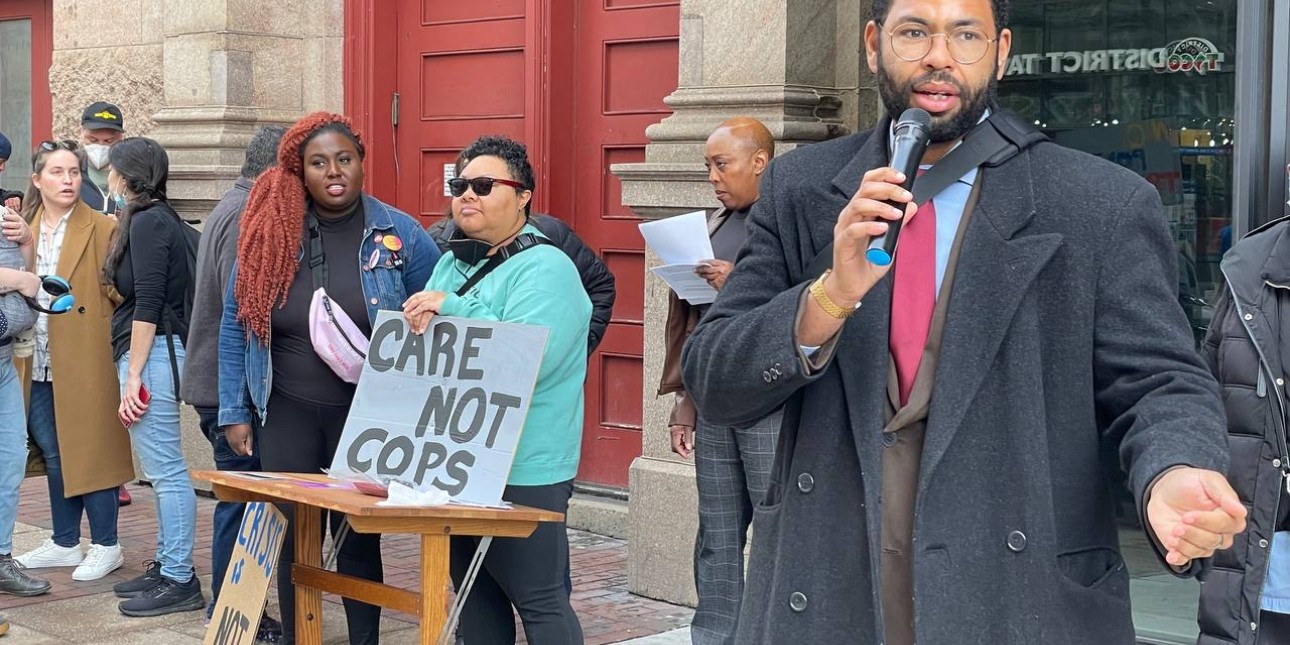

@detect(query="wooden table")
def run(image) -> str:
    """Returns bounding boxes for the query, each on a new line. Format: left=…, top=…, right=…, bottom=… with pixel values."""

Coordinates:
left=194, top=471, right=564, bottom=645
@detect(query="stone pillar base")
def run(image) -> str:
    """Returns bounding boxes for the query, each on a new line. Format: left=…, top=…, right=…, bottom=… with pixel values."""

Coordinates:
left=628, top=456, right=700, bottom=607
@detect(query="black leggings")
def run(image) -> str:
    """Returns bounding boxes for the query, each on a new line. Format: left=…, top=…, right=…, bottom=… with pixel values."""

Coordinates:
left=450, top=480, right=582, bottom=644
left=260, top=392, right=384, bottom=645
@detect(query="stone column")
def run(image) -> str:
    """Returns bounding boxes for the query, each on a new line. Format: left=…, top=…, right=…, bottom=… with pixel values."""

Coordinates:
left=149, top=0, right=345, bottom=220
left=616, top=0, right=880, bottom=606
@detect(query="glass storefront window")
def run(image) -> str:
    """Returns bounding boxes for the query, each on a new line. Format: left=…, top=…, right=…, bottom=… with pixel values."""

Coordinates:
left=998, top=2, right=1238, bottom=643
left=0, top=18, right=33, bottom=193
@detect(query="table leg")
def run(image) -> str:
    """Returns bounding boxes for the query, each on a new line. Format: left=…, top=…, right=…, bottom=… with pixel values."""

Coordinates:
left=421, top=534, right=450, bottom=645
left=295, top=505, right=324, bottom=645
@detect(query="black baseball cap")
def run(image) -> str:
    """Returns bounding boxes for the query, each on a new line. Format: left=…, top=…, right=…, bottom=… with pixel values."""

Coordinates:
left=81, top=102, right=124, bottom=131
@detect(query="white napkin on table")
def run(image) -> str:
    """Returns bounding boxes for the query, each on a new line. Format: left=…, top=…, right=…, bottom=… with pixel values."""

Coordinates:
left=375, top=481, right=450, bottom=507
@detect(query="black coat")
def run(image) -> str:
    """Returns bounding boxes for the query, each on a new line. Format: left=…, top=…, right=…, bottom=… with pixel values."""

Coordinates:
left=682, top=117, right=1229, bottom=644
left=79, top=176, right=116, bottom=216
left=429, top=213, right=616, bottom=354
left=1199, top=217, right=1290, bottom=645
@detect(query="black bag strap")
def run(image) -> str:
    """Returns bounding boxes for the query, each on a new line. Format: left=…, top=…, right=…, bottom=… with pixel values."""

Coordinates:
left=803, top=110, right=1048, bottom=279
left=307, top=213, right=327, bottom=290
left=455, top=233, right=554, bottom=297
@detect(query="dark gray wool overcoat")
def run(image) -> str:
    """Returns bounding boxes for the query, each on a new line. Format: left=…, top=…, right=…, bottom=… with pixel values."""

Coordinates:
left=682, top=115, right=1230, bottom=645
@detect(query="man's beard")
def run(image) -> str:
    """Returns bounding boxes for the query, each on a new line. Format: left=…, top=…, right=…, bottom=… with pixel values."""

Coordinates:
left=877, top=51, right=998, bottom=143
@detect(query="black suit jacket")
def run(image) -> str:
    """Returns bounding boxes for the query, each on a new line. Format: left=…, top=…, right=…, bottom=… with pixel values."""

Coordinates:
left=682, top=117, right=1229, bottom=644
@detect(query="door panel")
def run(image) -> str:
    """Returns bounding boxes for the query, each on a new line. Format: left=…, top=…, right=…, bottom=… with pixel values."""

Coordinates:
left=387, top=0, right=677, bottom=489
left=393, top=0, right=528, bottom=223
left=572, top=3, right=678, bottom=488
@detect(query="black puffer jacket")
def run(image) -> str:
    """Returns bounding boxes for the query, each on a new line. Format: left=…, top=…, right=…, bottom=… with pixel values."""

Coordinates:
left=1200, top=216, right=1290, bottom=644
left=428, top=213, right=616, bottom=353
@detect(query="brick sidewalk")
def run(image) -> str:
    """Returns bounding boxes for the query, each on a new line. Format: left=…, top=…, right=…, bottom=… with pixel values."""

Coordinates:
left=2, top=477, right=693, bottom=644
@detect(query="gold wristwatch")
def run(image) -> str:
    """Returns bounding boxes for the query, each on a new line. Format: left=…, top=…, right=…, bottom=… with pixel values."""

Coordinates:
left=809, top=269, right=859, bottom=319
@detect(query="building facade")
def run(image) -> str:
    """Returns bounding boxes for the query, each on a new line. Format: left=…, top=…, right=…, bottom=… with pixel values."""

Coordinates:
left=2, top=0, right=1288, bottom=641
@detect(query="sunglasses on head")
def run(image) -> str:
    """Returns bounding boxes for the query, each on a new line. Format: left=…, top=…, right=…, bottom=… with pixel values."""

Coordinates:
left=447, top=176, right=526, bottom=198
left=39, top=140, right=79, bottom=153
left=24, top=275, right=75, bottom=315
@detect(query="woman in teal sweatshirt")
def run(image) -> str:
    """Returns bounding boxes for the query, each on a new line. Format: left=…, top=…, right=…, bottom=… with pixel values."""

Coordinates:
left=403, top=135, right=589, bottom=645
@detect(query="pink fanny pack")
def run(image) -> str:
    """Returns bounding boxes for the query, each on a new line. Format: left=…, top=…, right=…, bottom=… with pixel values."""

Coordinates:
left=309, top=287, right=368, bottom=383
left=304, top=214, right=371, bottom=384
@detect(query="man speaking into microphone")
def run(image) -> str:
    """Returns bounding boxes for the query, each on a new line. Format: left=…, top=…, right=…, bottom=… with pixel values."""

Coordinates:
left=681, top=0, right=1245, bottom=644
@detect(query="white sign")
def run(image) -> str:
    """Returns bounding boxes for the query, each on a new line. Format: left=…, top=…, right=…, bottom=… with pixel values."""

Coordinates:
left=204, top=502, right=287, bottom=645
left=1005, top=37, right=1224, bottom=77
left=443, top=164, right=456, bottom=197
left=639, top=211, right=719, bottom=305
left=330, top=312, right=548, bottom=507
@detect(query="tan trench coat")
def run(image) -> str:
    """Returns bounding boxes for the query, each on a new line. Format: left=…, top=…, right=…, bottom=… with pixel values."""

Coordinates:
left=18, top=200, right=135, bottom=496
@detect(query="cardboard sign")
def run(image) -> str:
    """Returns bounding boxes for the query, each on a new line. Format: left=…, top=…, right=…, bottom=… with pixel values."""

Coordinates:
left=204, top=502, right=287, bottom=645
left=329, top=312, right=548, bottom=507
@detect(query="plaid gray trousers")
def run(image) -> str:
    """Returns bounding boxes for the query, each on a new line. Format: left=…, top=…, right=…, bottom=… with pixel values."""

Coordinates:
left=691, top=409, right=782, bottom=645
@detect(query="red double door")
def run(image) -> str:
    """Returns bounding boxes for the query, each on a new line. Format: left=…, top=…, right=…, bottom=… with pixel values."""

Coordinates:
left=349, top=0, right=679, bottom=489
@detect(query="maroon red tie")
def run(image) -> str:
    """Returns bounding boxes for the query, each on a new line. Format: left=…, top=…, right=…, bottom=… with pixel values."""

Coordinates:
left=889, top=177, right=936, bottom=408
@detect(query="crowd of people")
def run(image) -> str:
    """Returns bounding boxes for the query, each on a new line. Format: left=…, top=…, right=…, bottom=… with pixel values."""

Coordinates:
left=0, top=101, right=630, bottom=644
left=3, top=0, right=1290, bottom=644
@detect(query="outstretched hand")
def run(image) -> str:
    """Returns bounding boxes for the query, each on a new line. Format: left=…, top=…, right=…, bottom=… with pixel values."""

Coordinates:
left=1146, top=467, right=1247, bottom=567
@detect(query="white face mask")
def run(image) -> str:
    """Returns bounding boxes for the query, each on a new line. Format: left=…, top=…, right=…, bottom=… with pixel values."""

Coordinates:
left=84, top=144, right=110, bottom=170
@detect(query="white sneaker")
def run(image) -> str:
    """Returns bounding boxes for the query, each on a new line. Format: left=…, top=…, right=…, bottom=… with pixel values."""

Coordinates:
left=72, top=543, right=124, bottom=581
left=15, top=539, right=82, bottom=569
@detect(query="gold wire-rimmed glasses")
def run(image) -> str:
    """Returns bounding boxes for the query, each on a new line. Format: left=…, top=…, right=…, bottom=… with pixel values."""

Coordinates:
left=882, top=22, right=998, bottom=65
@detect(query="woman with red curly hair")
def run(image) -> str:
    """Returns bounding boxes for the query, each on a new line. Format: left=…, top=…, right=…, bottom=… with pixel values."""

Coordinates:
left=217, top=112, right=437, bottom=644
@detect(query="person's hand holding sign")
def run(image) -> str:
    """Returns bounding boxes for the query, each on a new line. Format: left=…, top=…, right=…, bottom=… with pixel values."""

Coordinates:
left=403, top=290, right=448, bottom=335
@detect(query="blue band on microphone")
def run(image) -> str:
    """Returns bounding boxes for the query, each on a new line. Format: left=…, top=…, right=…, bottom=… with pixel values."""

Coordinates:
left=865, top=248, right=893, bottom=266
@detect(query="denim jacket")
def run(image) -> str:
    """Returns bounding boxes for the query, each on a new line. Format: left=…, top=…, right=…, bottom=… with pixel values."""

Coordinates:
left=217, top=194, right=438, bottom=427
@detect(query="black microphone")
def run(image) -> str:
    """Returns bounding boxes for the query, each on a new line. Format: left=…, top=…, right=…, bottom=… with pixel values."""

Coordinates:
left=865, top=108, right=932, bottom=267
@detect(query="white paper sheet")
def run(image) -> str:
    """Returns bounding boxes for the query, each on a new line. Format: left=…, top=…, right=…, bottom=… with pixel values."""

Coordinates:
left=638, top=211, right=715, bottom=265
left=650, top=264, right=717, bottom=305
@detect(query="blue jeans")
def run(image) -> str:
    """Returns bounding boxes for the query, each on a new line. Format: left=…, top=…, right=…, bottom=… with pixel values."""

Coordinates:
left=195, top=406, right=259, bottom=608
left=117, top=336, right=196, bottom=582
left=28, top=380, right=119, bottom=547
left=0, top=359, right=27, bottom=555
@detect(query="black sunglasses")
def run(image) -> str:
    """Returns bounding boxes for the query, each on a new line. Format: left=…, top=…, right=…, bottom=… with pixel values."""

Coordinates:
left=39, top=140, right=80, bottom=153
left=447, top=176, right=527, bottom=198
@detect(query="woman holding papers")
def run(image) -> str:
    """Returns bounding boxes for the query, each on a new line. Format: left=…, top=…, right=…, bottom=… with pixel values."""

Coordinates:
left=403, top=134, right=590, bottom=644
left=659, top=117, right=779, bottom=645
left=217, top=112, right=437, bottom=645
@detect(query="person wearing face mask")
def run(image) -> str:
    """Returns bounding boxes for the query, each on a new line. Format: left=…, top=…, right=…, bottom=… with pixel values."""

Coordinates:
left=79, top=102, right=134, bottom=508
left=102, top=137, right=204, bottom=617
left=78, top=102, right=126, bottom=217
left=404, top=135, right=590, bottom=645
left=11, top=141, right=132, bottom=584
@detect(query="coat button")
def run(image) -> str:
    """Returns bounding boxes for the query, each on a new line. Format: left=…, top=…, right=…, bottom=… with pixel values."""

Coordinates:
left=370, top=298, right=379, bottom=305
left=789, top=592, right=808, bottom=612
left=762, top=371, right=773, bottom=383
left=1276, top=459, right=1283, bottom=468
left=1006, top=530, right=1027, bottom=552
left=1261, top=539, right=1270, bottom=548
left=797, top=473, right=815, bottom=493
left=1279, top=378, right=1286, bottom=387
left=882, top=433, right=897, bottom=447
left=77, top=306, right=86, bottom=314
left=1246, top=313, right=1255, bottom=321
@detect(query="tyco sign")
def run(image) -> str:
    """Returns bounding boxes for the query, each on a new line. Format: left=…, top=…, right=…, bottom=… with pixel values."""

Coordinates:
left=1005, top=37, right=1224, bottom=77
left=204, top=502, right=286, bottom=645
left=329, top=312, right=548, bottom=507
